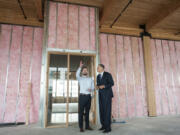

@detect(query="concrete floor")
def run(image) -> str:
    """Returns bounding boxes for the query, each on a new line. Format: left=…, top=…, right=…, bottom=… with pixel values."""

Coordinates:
left=1, top=116, right=180, bottom=135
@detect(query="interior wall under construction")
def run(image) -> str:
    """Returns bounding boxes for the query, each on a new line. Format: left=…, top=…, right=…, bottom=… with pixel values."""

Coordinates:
left=100, top=33, right=180, bottom=119
left=99, top=33, right=148, bottom=119
left=47, top=1, right=96, bottom=51
left=151, top=39, right=180, bottom=116
left=0, top=24, right=43, bottom=123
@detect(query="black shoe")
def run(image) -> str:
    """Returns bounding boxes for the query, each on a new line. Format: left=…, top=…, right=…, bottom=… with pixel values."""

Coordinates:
left=103, top=129, right=111, bottom=133
left=80, top=128, right=84, bottom=132
left=99, top=127, right=105, bottom=130
left=86, top=126, right=93, bottom=130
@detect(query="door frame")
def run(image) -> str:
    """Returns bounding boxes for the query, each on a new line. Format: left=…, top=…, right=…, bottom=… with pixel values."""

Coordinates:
left=44, top=51, right=97, bottom=128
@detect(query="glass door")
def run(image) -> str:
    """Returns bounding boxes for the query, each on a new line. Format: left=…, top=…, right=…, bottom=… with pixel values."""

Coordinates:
left=46, top=53, right=96, bottom=127
left=47, top=54, right=68, bottom=127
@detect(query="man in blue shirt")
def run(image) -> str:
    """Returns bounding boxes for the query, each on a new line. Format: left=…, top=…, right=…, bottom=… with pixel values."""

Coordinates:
left=76, top=61, right=94, bottom=132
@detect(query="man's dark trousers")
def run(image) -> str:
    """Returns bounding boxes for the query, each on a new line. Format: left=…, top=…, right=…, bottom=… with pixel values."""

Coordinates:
left=78, top=94, right=91, bottom=129
left=99, top=90, right=112, bottom=131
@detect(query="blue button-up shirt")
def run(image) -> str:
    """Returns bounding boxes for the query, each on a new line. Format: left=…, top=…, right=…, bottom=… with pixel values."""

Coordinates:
left=76, top=67, right=94, bottom=94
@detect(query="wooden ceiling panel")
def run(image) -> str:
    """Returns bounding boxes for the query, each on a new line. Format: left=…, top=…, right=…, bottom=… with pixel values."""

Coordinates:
left=0, top=0, right=43, bottom=27
left=114, top=0, right=170, bottom=27
left=0, top=0, right=180, bottom=40
left=145, top=0, right=180, bottom=31
left=100, top=0, right=180, bottom=40
left=153, top=8, right=180, bottom=30
left=100, top=0, right=132, bottom=27
left=135, top=0, right=172, bottom=6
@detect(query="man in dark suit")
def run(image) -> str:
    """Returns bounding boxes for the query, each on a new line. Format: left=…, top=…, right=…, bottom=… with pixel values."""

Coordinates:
left=96, top=64, right=114, bottom=133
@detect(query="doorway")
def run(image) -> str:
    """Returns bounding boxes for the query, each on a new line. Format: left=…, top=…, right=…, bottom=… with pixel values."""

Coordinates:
left=45, top=52, right=96, bottom=128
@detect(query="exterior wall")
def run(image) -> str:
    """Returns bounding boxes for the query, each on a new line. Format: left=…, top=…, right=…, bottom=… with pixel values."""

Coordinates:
left=47, top=1, right=96, bottom=51
left=151, top=39, right=180, bottom=116
left=99, top=33, right=148, bottom=119
left=0, top=24, right=43, bottom=123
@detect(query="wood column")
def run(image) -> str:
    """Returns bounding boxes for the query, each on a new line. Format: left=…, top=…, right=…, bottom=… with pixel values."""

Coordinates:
left=142, top=36, right=157, bottom=116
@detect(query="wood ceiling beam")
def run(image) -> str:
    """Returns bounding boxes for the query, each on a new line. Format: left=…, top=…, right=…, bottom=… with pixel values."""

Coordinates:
left=100, top=26, right=180, bottom=41
left=33, top=0, right=44, bottom=21
left=100, top=25, right=143, bottom=36
left=51, top=0, right=103, bottom=7
left=146, top=0, right=180, bottom=31
left=0, top=16, right=43, bottom=27
left=100, top=0, right=132, bottom=27
left=151, top=32, right=180, bottom=41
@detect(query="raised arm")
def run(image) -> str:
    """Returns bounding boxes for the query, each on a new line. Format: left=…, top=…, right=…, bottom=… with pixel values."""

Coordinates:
left=76, top=60, right=83, bottom=80
left=76, top=67, right=81, bottom=80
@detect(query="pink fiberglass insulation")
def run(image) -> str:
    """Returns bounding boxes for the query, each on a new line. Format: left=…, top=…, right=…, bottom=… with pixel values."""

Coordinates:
left=174, top=41, right=180, bottom=113
left=107, top=35, right=119, bottom=119
left=99, top=34, right=109, bottom=72
left=155, top=39, right=170, bottom=115
left=48, top=2, right=96, bottom=51
left=116, top=35, right=128, bottom=118
left=79, top=6, right=89, bottom=50
left=0, top=25, right=12, bottom=122
left=16, top=27, right=33, bottom=122
left=68, top=4, right=78, bottom=50
left=48, top=2, right=56, bottom=48
left=89, top=7, right=96, bottom=51
left=0, top=24, right=43, bottom=123
left=124, top=36, right=136, bottom=118
left=169, top=42, right=180, bottom=114
left=30, top=28, right=43, bottom=123
left=162, top=40, right=176, bottom=115
left=99, top=33, right=147, bottom=119
left=138, top=38, right=147, bottom=116
left=4, top=26, right=23, bottom=122
left=57, top=3, right=68, bottom=49
left=131, top=37, right=143, bottom=117
left=151, top=39, right=180, bottom=116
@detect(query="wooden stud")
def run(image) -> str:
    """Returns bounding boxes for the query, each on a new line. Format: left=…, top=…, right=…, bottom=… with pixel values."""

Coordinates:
left=66, top=54, right=70, bottom=127
left=25, top=82, right=32, bottom=125
left=142, top=36, right=156, bottom=117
